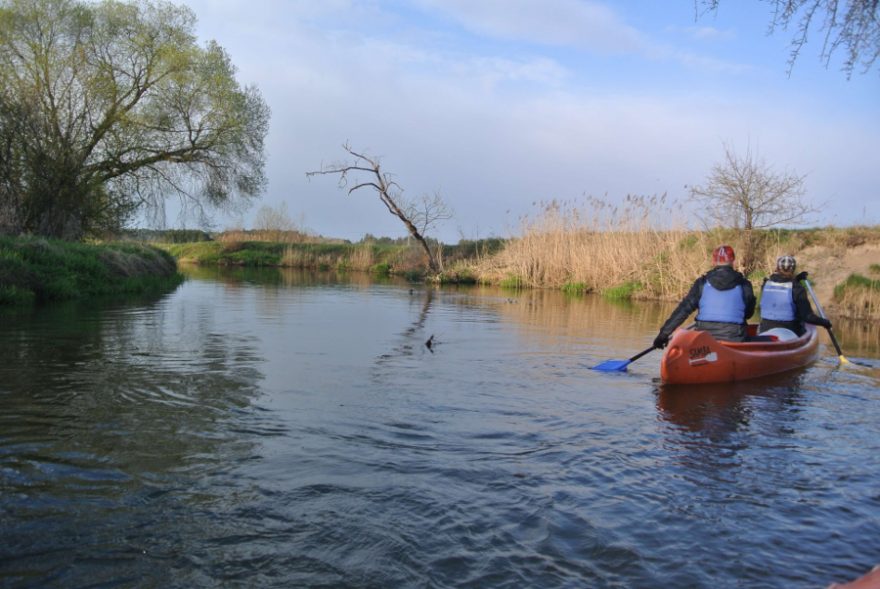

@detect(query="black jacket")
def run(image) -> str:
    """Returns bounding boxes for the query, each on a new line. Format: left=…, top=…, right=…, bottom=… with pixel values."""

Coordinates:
left=658, top=265, right=756, bottom=342
left=758, top=273, right=827, bottom=336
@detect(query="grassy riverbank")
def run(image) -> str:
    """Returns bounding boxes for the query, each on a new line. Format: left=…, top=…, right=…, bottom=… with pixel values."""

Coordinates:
left=463, top=198, right=880, bottom=319
left=0, top=236, right=182, bottom=306
left=146, top=212, right=880, bottom=320
left=158, top=234, right=505, bottom=281
left=163, top=240, right=415, bottom=276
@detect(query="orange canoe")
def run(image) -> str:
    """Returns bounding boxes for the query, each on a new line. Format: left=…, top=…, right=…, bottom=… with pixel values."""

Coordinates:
left=660, top=324, right=819, bottom=385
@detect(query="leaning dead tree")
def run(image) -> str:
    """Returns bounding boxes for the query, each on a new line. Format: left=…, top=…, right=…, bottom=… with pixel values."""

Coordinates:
left=307, top=144, right=452, bottom=274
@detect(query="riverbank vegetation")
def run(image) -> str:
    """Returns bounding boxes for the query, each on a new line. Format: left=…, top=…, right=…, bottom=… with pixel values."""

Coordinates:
left=466, top=197, right=880, bottom=319
left=471, top=197, right=879, bottom=293
left=0, top=236, right=181, bottom=306
left=125, top=195, right=880, bottom=320
left=834, top=273, right=880, bottom=321
left=158, top=231, right=504, bottom=281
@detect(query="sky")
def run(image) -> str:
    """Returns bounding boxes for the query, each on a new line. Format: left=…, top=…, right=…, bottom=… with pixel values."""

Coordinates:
left=172, top=0, right=880, bottom=242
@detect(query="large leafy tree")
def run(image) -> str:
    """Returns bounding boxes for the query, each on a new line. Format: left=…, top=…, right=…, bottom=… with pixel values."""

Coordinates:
left=0, top=0, right=269, bottom=239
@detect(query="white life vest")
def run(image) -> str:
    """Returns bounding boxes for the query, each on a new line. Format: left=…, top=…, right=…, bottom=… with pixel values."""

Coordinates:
left=760, top=280, right=796, bottom=322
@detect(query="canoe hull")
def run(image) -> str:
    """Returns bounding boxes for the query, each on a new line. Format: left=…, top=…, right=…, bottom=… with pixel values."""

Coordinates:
left=660, top=324, right=819, bottom=385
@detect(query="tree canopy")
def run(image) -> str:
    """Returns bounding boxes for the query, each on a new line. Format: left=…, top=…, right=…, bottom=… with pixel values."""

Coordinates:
left=0, top=0, right=269, bottom=239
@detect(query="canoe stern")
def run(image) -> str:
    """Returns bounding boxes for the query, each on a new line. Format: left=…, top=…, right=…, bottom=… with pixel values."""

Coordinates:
left=660, top=325, right=819, bottom=385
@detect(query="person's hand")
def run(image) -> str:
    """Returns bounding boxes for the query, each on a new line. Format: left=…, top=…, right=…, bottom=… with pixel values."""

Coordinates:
left=816, top=317, right=832, bottom=329
left=795, top=271, right=809, bottom=282
left=653, top=334, right=669, bottom=349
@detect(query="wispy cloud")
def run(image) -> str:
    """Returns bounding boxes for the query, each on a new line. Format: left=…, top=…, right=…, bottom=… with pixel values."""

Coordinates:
left=688, top=25, right=736, bottom=41
left=417, top=0, right=747, bottom=73
left=416, top=0, right=646, bottom=53
left=172, top=0, right=880, bottom=236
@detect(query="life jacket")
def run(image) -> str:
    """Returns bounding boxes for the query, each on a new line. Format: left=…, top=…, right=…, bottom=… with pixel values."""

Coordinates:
left=696, top=281, right=745, bottom=324
left=760, top=280, right=796, bottom=322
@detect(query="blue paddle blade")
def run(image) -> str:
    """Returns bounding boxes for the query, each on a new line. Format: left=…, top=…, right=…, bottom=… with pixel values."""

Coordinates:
left=591, top=359, right=631, bottom=372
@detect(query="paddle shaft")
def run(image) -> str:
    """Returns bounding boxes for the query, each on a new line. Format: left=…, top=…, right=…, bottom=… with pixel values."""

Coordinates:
left=590, top=345, right=657, bottom=371
left=629, top=346, right=657, bottom=363
left=803, top=279, right=847, bottom=361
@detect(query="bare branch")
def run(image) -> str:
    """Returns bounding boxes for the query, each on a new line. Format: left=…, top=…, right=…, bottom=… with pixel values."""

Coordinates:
left=697, top=0, right=879, bottom=77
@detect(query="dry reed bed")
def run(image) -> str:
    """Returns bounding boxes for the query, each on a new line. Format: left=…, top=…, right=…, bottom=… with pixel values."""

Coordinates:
left=471, top=198, right=880, bottom=315
left=474, top=197, right=719, bottom=300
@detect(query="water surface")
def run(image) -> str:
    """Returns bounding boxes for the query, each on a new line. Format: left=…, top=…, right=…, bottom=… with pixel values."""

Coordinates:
left=2, top=266, right=878, bottom=588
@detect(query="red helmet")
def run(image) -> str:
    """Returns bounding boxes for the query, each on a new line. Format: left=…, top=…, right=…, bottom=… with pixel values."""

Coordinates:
left=712, top=245, right=735, bottom=265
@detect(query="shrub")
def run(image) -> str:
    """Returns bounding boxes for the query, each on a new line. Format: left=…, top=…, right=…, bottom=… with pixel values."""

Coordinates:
left=371, top=262, right=391, bottom=276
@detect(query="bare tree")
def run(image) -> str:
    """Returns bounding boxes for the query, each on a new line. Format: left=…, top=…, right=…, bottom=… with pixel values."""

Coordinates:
left=254, top=204, right=288, bottom=232
left=251, top=202, right=304, bottom=242
left=689, top=142, right=819, bottom=273
left=307, top=144, right=452, bottom=274
left=698, top=0, right=880, bottom=77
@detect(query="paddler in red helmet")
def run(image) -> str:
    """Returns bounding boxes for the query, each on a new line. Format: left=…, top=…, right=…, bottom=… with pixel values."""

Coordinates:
left=653, top=245, right=757, bottom=349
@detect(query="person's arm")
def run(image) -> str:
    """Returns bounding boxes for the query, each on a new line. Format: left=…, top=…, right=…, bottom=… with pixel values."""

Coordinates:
left=654, top=278, right=703, bottom=347
left=793, top=281, right=831, bottom=327
left=741, top=279, right=757, bottom=320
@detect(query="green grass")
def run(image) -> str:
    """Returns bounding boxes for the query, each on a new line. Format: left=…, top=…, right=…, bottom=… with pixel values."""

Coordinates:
left=0, top=235, right=182, bottom=306
left=499, top=274, right=524, bottom=289
left=870, top=264, right=880, bottom=276
left=160, top=241, right=406, bottom=269
left=601, top=281, right=642, bottom=300
left=436, top=268, right=477, bottom=284
left=834, top=273, right=880, bottom=299
left=561, top=281, right=588, bottom=294
left=156, top=240, right=518, bottom=287
left=371, top=262, right=391, bottom=276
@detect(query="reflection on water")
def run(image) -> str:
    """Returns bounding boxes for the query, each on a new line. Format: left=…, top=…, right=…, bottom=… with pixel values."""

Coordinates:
left=656, top=370, right=809, bottom=440
left=834, top=318, right=880, bottom=359
left=1, top=266, right=878, bottom=588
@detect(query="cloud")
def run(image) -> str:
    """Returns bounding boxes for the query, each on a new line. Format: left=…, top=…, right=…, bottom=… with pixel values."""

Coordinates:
left=416, top=0, right=646, bottom=53
left=166, top=0, right=880, bottom=237
left=689, top=25, right=736, bottom=41
left=666, top=25, right=737, bottom=42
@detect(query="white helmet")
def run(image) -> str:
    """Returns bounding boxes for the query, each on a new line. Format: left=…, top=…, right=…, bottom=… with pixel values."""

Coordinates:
left=776, top=255, right=796, bottom=274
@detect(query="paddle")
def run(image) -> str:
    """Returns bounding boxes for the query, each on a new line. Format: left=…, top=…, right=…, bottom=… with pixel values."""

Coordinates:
left=591, top=345, right=657, bottom=372
left=802, top=278, right=850, bottom=365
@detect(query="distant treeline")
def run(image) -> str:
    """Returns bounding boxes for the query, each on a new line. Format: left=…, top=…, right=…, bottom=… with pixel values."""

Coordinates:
left=119, top=229, right=213, bottom=243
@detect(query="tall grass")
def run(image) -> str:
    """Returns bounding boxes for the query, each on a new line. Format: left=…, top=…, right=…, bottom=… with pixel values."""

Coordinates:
left=472, top=198, right=880, bottom=303
left=834, top=274, right=880, bottom=320
left=473, top=195, right=719, bottom=300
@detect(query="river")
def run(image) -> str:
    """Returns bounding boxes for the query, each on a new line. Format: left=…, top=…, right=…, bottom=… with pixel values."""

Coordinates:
left=1, top=266, right=878, bottom=588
